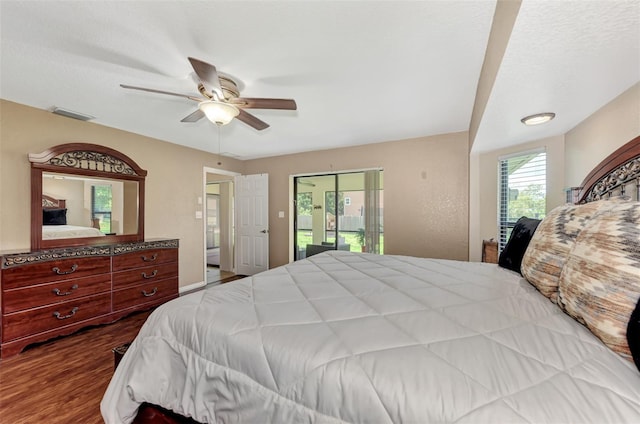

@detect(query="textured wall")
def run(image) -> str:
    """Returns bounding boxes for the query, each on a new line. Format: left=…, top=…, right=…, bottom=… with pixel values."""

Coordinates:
left=244, top=132, right=470, bottom=268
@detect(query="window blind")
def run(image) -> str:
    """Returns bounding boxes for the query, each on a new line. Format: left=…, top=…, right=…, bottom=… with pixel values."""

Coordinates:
left=498, top=150, right=546, bottom=251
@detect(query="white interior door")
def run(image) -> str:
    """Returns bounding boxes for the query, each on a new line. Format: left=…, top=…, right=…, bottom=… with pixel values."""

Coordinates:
left=235, top=174, right=269, bottom=275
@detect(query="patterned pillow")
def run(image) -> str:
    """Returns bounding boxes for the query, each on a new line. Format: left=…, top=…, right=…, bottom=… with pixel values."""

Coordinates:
left=521, top=198, right=626, bottom=303
left=558, top=201, right=640, bottom=360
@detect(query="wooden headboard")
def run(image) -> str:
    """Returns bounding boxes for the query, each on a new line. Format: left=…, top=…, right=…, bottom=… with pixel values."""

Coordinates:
left=42, top=194, right=66, bottom=210
left=578, top=135, right=640, bottom=203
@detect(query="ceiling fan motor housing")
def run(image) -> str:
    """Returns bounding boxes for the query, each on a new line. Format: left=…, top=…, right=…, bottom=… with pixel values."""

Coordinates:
left=198, top=76, right=239, bottom=100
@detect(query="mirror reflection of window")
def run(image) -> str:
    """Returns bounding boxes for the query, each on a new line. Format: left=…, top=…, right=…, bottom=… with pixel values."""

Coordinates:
left=91, top=185, right=112, bottom=234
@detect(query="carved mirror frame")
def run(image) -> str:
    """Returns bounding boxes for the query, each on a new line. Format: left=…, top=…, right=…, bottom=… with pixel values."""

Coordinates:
left=30, top=143, right=147, bottom=250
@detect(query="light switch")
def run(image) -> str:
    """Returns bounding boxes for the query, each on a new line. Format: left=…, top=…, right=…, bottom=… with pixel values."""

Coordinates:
left=197, top=196, right=202, bottom=204
left=278, top=211, right=285, bottom=218
left=195, top=211, right=203, bottom=219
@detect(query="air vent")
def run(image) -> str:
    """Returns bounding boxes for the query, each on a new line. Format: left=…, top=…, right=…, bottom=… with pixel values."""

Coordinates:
left=51, top=107, right=95, bottom=121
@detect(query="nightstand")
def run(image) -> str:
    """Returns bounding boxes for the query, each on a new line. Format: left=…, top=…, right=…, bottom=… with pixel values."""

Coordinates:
left=482, top=239, right=498, bottom=264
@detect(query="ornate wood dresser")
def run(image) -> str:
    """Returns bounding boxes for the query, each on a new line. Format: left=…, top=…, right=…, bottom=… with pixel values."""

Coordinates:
left=0, top=239, right=178, bottom=358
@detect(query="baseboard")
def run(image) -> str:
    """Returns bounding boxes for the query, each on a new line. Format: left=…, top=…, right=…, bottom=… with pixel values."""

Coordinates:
left=179, top=281, right=206, bottom=295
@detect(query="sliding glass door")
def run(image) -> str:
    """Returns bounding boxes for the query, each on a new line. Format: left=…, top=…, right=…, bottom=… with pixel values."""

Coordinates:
left=294, top=170, right=383, bottom=260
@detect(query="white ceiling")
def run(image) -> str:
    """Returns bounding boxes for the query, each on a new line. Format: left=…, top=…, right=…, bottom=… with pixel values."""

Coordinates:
left=1, top=1, right=638, bottom=160
left=475, top=0, right=640, bottom=152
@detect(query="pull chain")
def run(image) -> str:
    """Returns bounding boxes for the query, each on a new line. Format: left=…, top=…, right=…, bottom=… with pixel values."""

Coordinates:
left=216, top=124, right=222, bottom=166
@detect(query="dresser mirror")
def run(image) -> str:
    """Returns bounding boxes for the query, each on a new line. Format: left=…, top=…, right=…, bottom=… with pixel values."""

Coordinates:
left=30, top=143, right=146, bottom=250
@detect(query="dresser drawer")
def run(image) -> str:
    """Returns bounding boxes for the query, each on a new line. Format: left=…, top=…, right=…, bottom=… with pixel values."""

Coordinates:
left=113, top=278, right=178, bottom=311
left=112, top=262, right=177, bottom=288
left=112, top=248, right=178, bottom=271
left=2, top=256, right=111, bottom=290
left=2, top=293, right=111, bottom=342
left=2, top=275, right=111, bottom=314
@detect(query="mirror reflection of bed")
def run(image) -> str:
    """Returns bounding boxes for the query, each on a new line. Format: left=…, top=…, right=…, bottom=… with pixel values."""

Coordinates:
left=42, top=194, right=105, bottom=240
left=41, top=171, right=139, bottom=240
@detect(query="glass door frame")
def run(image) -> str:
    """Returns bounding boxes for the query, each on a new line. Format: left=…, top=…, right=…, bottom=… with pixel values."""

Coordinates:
left=293, top=173, right=338, bottom=261
left=293, top=169, right=383, bottom=261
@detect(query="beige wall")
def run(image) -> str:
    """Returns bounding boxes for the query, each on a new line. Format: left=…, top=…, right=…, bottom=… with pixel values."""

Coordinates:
left=0, top=100, right=244, bottom=288
left=565, top=82, right=640, bottom=187
left=470, top=83, right=640, bottom=262
left=4, top=81, right=636, bottom=282
left=244, top=132, right=470, bottom=268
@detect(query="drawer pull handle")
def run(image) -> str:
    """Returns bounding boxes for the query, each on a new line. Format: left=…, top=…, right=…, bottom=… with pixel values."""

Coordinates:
left=142, top=287, right=158, bottom=297
left=52, top=264, right=78, bottom=275
left=142, top=254, right=158, bottom=262
left=52, top=284, right=79, bottom=296
left=142, top=270, right=158, bottom=279
left=53, top=307, right=79, bottom=320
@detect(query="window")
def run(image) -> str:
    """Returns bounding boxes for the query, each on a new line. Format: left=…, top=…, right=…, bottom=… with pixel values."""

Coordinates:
left=498, top=150, right=546, bottom=251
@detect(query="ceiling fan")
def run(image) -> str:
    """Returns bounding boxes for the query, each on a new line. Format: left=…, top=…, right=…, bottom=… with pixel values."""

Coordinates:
left=120, top=57, right=297, bottom=130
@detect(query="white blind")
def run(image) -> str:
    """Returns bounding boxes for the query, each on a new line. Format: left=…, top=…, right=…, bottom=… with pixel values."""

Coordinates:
left=498, top=151, right=547, bottom=251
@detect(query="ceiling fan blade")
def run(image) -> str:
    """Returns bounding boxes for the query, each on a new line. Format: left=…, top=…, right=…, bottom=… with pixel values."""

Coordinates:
left=236, top=109, right=269, bottom=131
left=180, top=109, right=205, bottom=123
left=188, top=57, right=224, bottom=99
left=231, top=98, right=297, bottom=110
left=120, top=84, right=201, bottom=102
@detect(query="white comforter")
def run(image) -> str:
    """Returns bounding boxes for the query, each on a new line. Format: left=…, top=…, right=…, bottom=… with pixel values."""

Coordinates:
left=42, top=224, right=104, bottom=239
left=101, top=251, right=640, bottom=423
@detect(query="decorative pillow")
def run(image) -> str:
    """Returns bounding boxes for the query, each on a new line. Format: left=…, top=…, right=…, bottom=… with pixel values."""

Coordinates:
left=521, top=198, right=627, bottom=303
left=628, top=297, right=640, bottom=371
left=43, top=208, right=67, bottom=225
left=558, top=201, right=640, bottom=361
left=498, top=216, right=541, bottom=274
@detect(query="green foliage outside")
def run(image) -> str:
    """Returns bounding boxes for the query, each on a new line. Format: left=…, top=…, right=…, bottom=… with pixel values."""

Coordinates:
left=325, top=191, right=345, bottom=216
left=297, top=230, right=384, bottom=254
left=297, top=192, right=313, bottom=215
left=92, top=185, right=112, bottom=233
left=507, top=183, right=546, bottom=221
left=93, top=185, right=112, bottom=210
left=296, top=188, right=383, bottom=254
left=296, top=191, right=346, bottom=216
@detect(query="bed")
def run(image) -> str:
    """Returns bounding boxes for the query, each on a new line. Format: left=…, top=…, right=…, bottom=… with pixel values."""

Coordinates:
left=102, top=136, right=640, bottom=424
left=42, top=194, right=105, bottom=239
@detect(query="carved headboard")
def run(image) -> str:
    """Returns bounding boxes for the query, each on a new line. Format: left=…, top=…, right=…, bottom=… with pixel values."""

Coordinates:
left=578, top=135, right=640, bottom=203
left=42, top=194, right=66, bottom=210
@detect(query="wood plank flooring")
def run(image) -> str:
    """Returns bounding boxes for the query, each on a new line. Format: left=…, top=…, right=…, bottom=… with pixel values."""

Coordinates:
left=0, top=310, right=152, bottom=424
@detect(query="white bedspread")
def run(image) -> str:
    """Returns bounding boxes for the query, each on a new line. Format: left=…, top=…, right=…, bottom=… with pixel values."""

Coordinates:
left=101, top=251, right=640, bottom=423
left=42, top=224, right=104, bottom=239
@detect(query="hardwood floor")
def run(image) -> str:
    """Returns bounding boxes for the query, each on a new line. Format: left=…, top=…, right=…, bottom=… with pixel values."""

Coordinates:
left=0, top=310, right=152, bottom=424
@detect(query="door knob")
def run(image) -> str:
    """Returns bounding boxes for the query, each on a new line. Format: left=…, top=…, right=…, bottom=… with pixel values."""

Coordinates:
left=260, top=229, right=269, bottom=234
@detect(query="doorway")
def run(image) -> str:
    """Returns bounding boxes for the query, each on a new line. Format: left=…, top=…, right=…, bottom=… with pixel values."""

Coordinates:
left=294, top=170, right=384, bottom=260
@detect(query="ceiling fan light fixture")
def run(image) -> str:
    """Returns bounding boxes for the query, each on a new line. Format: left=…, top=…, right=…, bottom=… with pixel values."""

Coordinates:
left=198, top=100, right=239, bottom=125
left=520, top=112, right=556, bottom=126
